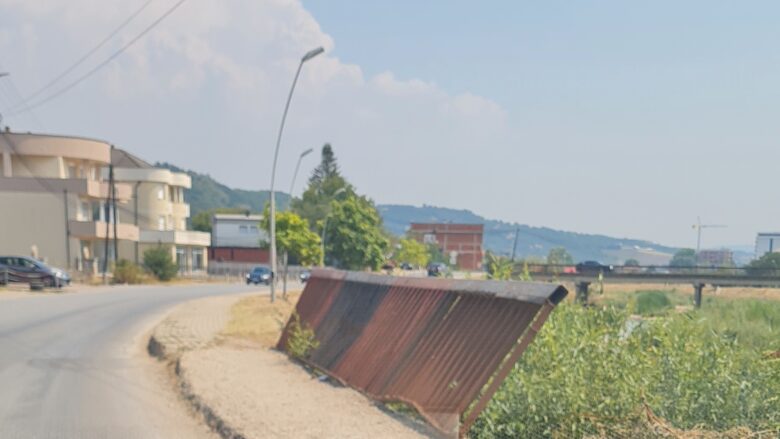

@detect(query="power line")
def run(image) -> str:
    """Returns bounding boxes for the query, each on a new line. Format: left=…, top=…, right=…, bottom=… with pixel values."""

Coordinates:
left=6, top=0, right=156, bottom=112
left=7, top=0, right=188, bottom=116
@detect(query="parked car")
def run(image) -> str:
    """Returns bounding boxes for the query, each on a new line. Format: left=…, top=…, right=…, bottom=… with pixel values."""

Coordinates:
left=575, top=260, right=614, bottom=274
left=427, top=262, right=449, bottom=277
left=0, top=256, right=71, bottom=288
left=400, top=262, right=414, bottom=271
left=299, top=270, right=311, bottom=283
left=246, top=266, right=272, bottom=285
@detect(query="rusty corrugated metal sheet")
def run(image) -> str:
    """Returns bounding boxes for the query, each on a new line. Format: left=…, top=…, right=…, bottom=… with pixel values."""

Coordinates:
left=277, top=269, right=567, bottom=437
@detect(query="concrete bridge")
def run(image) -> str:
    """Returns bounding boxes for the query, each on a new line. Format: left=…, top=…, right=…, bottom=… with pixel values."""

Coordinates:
left=521, top=265, right=780, bottom=307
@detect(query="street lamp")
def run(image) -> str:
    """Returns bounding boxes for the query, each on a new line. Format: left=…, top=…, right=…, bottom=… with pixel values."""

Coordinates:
left=0, top=73, right=9, bottom=126
left=268, top=47, right=324, bottom=302
left=320, top=187, right=348, bottom=267
left=288, top=147, right=314, bottom=197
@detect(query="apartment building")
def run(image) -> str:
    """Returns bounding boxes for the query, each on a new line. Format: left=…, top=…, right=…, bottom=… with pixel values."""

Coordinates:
left=0, top=130, right=139, bottom=272
left=111, top=149, right=210, bottom=273
left=408, top=223, right=484, bottom=271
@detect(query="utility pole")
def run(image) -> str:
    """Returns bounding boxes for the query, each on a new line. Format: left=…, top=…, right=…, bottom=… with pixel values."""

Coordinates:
left=510, top=227, right=520, bottom=261
left=102, top=149, right=116, bottom=283
left=111, top=147, right=118, bottom=264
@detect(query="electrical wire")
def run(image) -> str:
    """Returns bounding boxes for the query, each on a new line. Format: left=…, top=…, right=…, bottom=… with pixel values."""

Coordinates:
left=6, top=0, right=156, bottom=112
left=7, top=0, right=188, bottom=116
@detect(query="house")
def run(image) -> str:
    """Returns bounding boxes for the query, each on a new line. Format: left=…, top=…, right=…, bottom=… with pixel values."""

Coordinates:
left=696, top=249, right=734, bottom=267
left=755, top=233, right=780, bottom=259
left=408, top=223, right=484, bottom=271
left=0, top=131, right=139, bottom=273
left=111, top=149, right=210, bottom=273
left=209, top=213, right=269, bottom=268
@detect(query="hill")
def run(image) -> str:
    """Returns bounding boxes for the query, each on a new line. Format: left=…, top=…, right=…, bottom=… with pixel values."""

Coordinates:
left=161, top=163, right=676, bottom=263
left=378, top=204, right=678, bottom=264
left=156, top=162, right=290, bottom=214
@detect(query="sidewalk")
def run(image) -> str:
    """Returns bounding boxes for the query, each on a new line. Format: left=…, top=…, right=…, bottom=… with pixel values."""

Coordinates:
left=149, top=293, right=431, bottom=439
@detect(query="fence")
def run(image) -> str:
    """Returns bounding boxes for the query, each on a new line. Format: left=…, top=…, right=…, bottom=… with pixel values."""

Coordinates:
left=277, top=269, right=568, bottom=437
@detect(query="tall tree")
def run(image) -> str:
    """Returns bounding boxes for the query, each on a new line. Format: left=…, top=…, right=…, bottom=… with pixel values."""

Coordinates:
left=395, top=238, right=429, bottom=268
left=291, top=144, right=353, bottom=231
left=670, top=249, right=697, bottom=267
left=324, top=194, right=389, bottom=270
left=547, top=247, right=574, bottom=265
left=260, top=207, right=322, bottom=266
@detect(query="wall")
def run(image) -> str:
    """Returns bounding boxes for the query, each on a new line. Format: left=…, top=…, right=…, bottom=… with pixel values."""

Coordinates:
left=209, top=247, right=269, bottom=263
left=0, top=191, right=69, bottom=268
left=212, top=219, right=266, bottom=247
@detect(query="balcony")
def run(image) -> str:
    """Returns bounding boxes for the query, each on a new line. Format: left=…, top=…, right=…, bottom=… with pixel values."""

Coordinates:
left=69, top=221, right=140, bottom=241
left=0, top=177, right=132, bottom=200
left=140, top=230, right=211, bottom=247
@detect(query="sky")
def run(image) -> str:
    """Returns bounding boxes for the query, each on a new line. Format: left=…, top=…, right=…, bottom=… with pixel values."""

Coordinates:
left=0, top=0, right=778, bottom=249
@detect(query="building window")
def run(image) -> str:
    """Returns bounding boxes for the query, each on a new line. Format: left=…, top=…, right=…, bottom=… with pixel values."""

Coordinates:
left=250, top=225, right=258, bottom=233
left=239, top=225, right=248, bottom=233
left=423, top=233, right=437, bottom=244
left=157, top=185, right=165, bottom=200
left=192, top=248, right=203, bottom=270
left=176, top=247, right=186, bottom=271
left=158, top=216, right=165, bottom=231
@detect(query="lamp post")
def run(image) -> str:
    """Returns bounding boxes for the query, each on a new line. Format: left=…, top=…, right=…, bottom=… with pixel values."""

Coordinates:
left=320, top=187, right=347, bottom=267
left=288, top=147, right=314, bottom=198
left=268, top=47, right=324, bottom=302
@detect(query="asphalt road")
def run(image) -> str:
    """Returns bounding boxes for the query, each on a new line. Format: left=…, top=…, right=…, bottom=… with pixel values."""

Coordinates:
left=0, top=282, right=264, bottom=439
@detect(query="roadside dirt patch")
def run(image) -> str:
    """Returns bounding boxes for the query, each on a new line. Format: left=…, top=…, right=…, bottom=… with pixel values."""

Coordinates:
left=221, top=292, right=301, bottom=347
left=179, top=345, right=429, bottom=438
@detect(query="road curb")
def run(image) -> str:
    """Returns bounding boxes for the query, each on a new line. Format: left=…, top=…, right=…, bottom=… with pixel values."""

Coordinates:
left=146, top=296, right=249, bottom=439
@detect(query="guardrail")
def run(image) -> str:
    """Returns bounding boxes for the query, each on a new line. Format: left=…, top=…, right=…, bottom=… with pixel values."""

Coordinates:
left=277, top=269, right=568, bottom=437
left=516, top=263, right=780, bottom=277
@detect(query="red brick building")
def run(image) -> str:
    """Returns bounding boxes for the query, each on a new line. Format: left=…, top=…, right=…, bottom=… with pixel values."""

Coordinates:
left=408, top=223, right=484, bottom=271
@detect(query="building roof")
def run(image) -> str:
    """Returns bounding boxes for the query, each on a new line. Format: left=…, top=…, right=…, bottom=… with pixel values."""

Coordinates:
left=213, top=213, right=263, bottom=221
left=112, top=148, right=153, bottom=169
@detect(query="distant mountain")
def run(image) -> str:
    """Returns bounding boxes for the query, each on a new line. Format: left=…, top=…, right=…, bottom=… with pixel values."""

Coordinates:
left=156, top=162, right=290, bottom=215
left=378, top=204, right=678, bottom=264
left=161, top=162, right=676, bottom=263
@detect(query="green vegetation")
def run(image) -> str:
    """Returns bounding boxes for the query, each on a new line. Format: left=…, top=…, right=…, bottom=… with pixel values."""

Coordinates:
left=633, top=290, right=673, bottom=316
left=471, top=302, right=780, bottom=438
left=747, top=252, right=780, bottom=277
left=143, top=246, right=178, bottom=281
left=546, top=247, right=573, bottom=265
left=485, top=251, right=512, bottom=280
left=286, top=312, right=320, bottom=360
left=112, top=259, right=144, bottom=284
left=260, top=208, right=322, bottom=266
left=324, top=194, right=389, bottom=270
left=156, top=162, right=290, bottom=216
left=394, top=238, right=429, bottom=268
left=670, top=248, right=697, bottom=267
left=624, top=258, right=639, bottom=266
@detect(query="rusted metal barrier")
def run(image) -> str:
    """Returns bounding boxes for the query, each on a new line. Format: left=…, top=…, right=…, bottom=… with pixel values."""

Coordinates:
left=277, top=269, right=568, bottom=437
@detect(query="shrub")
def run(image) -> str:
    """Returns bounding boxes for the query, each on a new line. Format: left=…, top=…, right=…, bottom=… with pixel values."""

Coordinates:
left=286, top=312, right=319, bottom=359
left=143, top=246, right=178, bottom=281
left=470, top=304, right=780, bottom=438
left=633, top=290, right=673, bottom=316
left=112, top=259, right=144, bottom=284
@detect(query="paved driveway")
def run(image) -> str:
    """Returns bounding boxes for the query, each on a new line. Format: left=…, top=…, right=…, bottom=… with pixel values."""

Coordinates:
left=0, top=283, right=264, bottom=439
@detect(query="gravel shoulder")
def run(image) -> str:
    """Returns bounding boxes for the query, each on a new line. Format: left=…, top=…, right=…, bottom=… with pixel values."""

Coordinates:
left=150, top=292, right=430, bottom=439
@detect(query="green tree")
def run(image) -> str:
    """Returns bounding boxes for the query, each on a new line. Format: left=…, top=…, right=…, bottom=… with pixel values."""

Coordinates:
left=547, top=247, right=573, bottom=265
left=624, top=258, right=640, bottom=267
left=746, top=252, right=780, bottom=277
left=260, top=208, right=322, bottom=266
left=486, top=251, right=513, bottom=280
left=395, top=238, right=429, bottom=268
left=324, top=194, right=389, bottom=270
left=143, top=246, right=178, bottom=281
left=670, top=248, right=697, bottom=267
left=426, top=243, right=447, bottom=264
left=291, top=144, right=354, bottom=231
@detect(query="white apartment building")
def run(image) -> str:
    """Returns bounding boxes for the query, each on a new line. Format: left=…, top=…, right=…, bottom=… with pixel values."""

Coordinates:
left=0, top=131, right=139, bottom=272
left=211, top=213, right=266, bottom=247
left=112, top=149, right=210, bottom=273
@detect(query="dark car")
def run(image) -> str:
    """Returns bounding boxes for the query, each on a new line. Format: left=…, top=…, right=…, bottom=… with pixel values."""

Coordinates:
left=246, top=266, right=272, bottom=285
left=427, top=262, right=449, bottom=277
left=400, top=262, right=414, bottom=271
left=0, top=256, right=71, bottom=288
left=575, top=260, right=614, bottom=274
left=299, top=270, right=311, bottom=283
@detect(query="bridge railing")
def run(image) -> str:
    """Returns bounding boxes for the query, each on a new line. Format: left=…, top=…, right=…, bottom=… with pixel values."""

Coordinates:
left=514, top=263, right=780, bottom=278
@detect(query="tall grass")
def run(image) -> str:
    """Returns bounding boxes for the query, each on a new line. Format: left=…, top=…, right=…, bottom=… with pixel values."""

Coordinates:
left=471, top=303, right=780, bottom=438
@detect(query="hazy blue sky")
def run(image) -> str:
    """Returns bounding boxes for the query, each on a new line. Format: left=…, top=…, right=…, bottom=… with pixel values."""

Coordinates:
left=1, top=0, right=778, bottom=248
